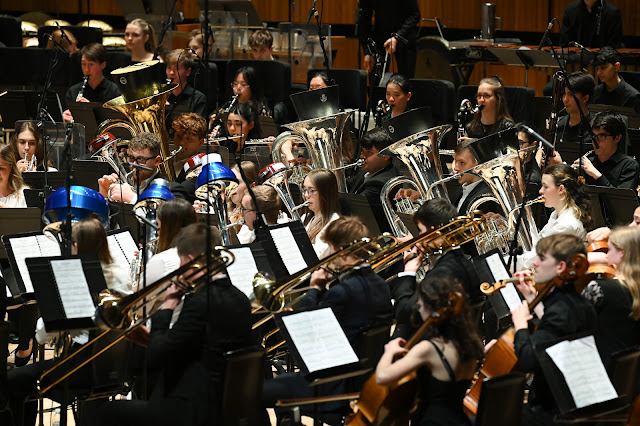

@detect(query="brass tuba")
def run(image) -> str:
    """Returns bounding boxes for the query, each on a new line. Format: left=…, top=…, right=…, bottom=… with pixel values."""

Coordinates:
left=96, top=61, right=179, bottom=181
left=379, top=124, right=453, bottom=237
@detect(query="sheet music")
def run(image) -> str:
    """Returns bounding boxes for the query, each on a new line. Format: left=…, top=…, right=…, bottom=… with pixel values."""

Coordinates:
left=107, top=231, right=138, bottom=268
left=486, top=253, right=510, bottom=281
left=545, top=335, right=618, bottom=409
left=282, top=308, right=358, bottom=373
left=50, top=259, right=95, bottom=319
left=500, top=283, right=522, bottom=311
left=10, top=235, right=61, bottom=293
left=269, top=227, right=307, bottom=274
left=226, top=247, right=259, bottom=298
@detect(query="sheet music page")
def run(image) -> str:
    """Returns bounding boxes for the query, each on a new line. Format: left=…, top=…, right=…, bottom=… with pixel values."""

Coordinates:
left=486, top=253, right=510, bottom=281
left=545, top=335, right=618, bottom=409
left=10, top=235, right=61, bottom=293
left=226, top=247, right=259, bottom=298
left=282, top=308, right=358, bottom=373
left=500, top=283, right=522, bottom=311
left=108, top=232, right=138, bottom=268
left=269, top=227, right=307, bottom=274
left=50, top=259, right=95, bottom=319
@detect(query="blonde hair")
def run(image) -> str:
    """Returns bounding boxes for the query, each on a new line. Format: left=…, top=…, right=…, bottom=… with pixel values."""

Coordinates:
left=0, top=144, right=24, bottom=194
left=128, top=18, right=156, bottom=53
left=609, top=227, right=640, bottom=320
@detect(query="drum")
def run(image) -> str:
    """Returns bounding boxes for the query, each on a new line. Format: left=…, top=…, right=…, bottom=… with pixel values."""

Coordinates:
left=414, top=36, right=457, bottom=83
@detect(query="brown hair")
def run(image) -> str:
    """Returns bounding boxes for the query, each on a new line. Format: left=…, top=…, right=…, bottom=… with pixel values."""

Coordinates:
left=157, top=199, right=198, bottom=252
left=303, top=169, right=341, bottom=243
left=248, top=29, right=273, bottom=49
left=323, top=216, right=371, bottom=249
left=11, top=121, right=47, bottom=171
left=543, top=164, right=592, bottom=229
left=129, top=132, right=161, bottom=156
left=415, top=270, right=484, bottom=362
left=535, top=233, right=586, bottom=265
left=128, top=18, right=156, bottom=53
left=468, top=77, right=513, bottom=136
left=174, top=223, right=222, bottom=258
left=250, top=185, right=280, bottom=224
left=172, top=113, right=207, bottom=140
left=0, top=144, right=24, bottom=194
left=79, top=42, right=107, bottom=63
left=188, top=28, right=213, bottom=54
left=609, top=227, right=640, bottom=320
left=72, top=218, right=112, bottom=264
left=165, top=48, right=195, bottom=70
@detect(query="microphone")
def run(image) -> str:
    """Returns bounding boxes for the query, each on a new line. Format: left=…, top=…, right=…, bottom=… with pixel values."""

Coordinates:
left=537, top=18, right=556, bottom=50
left=517, top=123, right=555, bottom=152
left=306, top=0, right=318, bottom=24
left=569, top=41, right=592, bottom=52
left=55, top=21, right=72, bottom=44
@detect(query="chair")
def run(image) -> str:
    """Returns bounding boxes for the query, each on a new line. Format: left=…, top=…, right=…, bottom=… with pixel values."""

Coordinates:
left=457, top=85, right=536, bottom=125
left=191, top=61, right=218, bottom=113
left=306, top=68, right=368, bottom=112
left=0, top=16, right=22, bottom=48
left=226, top=59, right=292, bottom=104
left=619, top=71, right=640, bottom=93
left=220, top=347, right=265, bottom=426
left=474, top=373, right=526, bottom=426
left=608, top=346, right=640, bottom=405
left=409, top=78, right=456, bottom=125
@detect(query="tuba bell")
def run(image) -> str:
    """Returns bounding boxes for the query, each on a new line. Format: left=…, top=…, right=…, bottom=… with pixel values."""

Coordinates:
left=96, top=61, right=179, bottom=181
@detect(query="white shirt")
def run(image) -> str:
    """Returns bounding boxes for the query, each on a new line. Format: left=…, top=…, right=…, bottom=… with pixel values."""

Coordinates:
left=456, top=180, right=482, bottom=211
left=140, top=247, right=184, bottom=327
left=517, top=207, right=586, bottom=270
left=304, top=212, right=340, bottom=259
left=0, top=187, right=26, bottom=208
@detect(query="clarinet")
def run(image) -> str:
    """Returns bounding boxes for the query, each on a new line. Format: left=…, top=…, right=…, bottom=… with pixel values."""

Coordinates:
left=76, top=76, right=89, bottom=102
left=209, top=94, right=239, bottom=138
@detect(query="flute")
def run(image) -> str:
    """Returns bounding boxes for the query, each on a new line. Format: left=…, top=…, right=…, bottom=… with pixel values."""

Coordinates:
left=76, top=76, right=88, bottom=101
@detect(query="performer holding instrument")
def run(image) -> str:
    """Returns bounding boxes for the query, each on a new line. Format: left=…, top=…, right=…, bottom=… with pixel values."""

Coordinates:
left=125, top=18, right=155, bottom=63
left=0, top=144, right=27, bottom=208
left=378, top=74, right=412, bottom=124
left=301, top=169, right=342, bottom=259
left=462, top=77, right=515, bottom=140
left=11, top=121, right=56, bottom=172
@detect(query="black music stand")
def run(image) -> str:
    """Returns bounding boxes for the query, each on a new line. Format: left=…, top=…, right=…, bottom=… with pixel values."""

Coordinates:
left=586, top=186, right=640, bottom=229
left=259, top=116, right=279, bottom=137
left=254, top=221, right=318, bottom=276
left=68, top=102, right=127, bottom=140
left=109, top=202, right=141, bottom=245
left=23, top=171, right=68, bottom=191
left=197, top=0, right=263, bottom=27
left=338, top=193, right=381, bottom=237
left=225, top=241, right=288, bottom=297
left=0, top=210, right=44, bottom=259
left=0, top=91, right=64, bottom=127
left=26, top=254, right=107, bottom=331
left=72, top=160, right=113, bottom=191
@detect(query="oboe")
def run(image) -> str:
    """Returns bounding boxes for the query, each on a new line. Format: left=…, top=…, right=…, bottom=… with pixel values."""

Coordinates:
left=76, top=76, right=89, bottom=101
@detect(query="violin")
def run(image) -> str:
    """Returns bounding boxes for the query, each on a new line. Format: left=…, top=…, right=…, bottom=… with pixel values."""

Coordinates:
left=463, top=254, right=589, bottom=416
left=346, top=292, right=464, bottom=425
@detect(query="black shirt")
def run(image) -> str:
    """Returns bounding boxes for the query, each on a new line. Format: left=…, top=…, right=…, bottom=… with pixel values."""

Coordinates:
left=167, top=84, right=207, bottom=119
left=593, top=78, right=640, bottom=114
left=465, top=117, right=515, bottom=139
left=585, top=150, right=640, bottom=189
left=561, top=0, right=623, bottom=48
left=65, top=77, right=121, bottom=107
left=556, top=113, right=593, bottom=146
left=357, top=0, right=420, bottom=49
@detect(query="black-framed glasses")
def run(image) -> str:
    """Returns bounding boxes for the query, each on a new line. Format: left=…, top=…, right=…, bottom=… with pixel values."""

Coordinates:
left=239, top=206, right=257, bottom=213
left=127, top=155, right=157, bottom=165
left=592, top=133, right=612, bottom=142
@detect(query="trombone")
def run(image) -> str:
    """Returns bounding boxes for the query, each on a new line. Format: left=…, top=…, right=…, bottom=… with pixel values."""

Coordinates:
left=37, top=248, right=235, bottom=395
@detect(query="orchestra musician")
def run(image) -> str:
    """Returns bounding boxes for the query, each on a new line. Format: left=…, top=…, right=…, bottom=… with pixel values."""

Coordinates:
left=561, top=0, right=622, bottom=48
left=10, top=121, right=56, bottom=172
left=301, top=169, right=342, bottom=259
left=518, top=125, right=543, bottom=186
left=95, top=223, right=254, bottom=426
left=236, top=185, right=282, bottom=244
left=187, top=28, right=213, bottom=59
left=165, top=49, right=207, bottom=122
left=587, top=205, right=640, bottom=245
left=463, top=77, right=515, bottom=140
left=171, top=113, right=207, bottom=182
left=592, top=47, right=640, bottom=113
left=221, top=103, right=263, bottom=154
left=382, top=73, right=412, bottom=121
left=549, top=71, right=595, bottom=151
left=125, top=18, right=155, bottom=63
left=308, top=71, right=330, bottom=91
left=0, top=218, right=133, bottom=426
left=227, top=161, right=259, bottom=229
left=510, top=233, right=597, bottom=426
left=347, top=127, right=399, bottom=234
left=262, top=216, right=393, bottom=424
left=248, top=29, right=276, bottom=61
left=62, top=43, right=121, bottom=123
left=376, top=270, right=484, bottom=426
left=582, top=226, right=640, bottom=367
left=0, top=144, right=27, bottom=208
left=570, top=111, right=640, bottom=189
left=517, top=164, right=591, bottom=270
left=97, top=132, right=187, bottom=203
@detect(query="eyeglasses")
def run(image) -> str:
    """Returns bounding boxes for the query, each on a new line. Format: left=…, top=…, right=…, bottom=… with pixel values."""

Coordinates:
left=592, top=133, right=612, bottom=142
left=302, top=188, right=318, bottom=196
left=231, top=82, right=250, bottom=89
left=127, top=155, right=157, bottom=165
left=475, top=94, right=493, bottom=100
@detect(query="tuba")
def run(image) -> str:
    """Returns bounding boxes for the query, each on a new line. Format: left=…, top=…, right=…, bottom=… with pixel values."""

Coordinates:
left=257, top=162, right=303, bottom=221
left=96, top=61, right=179, bottom=181
left=379, top=124, right=453, bottom=237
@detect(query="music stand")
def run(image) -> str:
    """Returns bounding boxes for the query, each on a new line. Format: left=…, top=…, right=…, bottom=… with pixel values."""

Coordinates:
left=585, top=186, right=640, bottom=229
left=338, top=193, right=381, bottom=237
left=68, top=102, right=128, bottom=140
left=254, top=221, right=318, bottom=276
left=23, top=171, right=68, bottom=191
left=72, top=160, right=114, bottom=192
left=0, top=91, right=64, bottom=128
left=225, top=241, right=287, bottom=297
left=259, top=116, right=279, bottom=137
left=0, top=210, right=44, bottom=259
left=197, top=0, right=263, bottom=27
left=109, top=202, right=141, bottom=245
left=27, top=254, right=107, bottom=331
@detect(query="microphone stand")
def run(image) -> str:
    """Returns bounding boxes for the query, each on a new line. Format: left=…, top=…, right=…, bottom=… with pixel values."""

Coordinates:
left=153, top=0, right=179, bottom=60
left=313, top=6, right=331, bottom=77
left=359, top=40, right=382, bottom=141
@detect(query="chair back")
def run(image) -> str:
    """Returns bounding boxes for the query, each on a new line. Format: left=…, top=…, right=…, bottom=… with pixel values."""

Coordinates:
left=475, top=373, right=526, bottom=426
left=307, top=68, right=368, bottom=111
left=409, top=78, right=456, bottom=125
left=227, top=59, right=292, bottom=104
left=221, top=347, right=265, bottom=426
left=0, top=16, right=22, bottom=48
left=457, top=85, right=536, bottom=125
left=608, top=346, right=640, bottom=404
left=192, top=61, right=219, bottom=112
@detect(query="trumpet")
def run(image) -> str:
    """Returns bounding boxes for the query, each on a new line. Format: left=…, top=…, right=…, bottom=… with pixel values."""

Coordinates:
left=76, top=76, right=88, bottom=101
left=37, top=248, right=235, bottom=394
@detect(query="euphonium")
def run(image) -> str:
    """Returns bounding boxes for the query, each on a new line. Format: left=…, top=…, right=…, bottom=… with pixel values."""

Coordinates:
left=96, top=61, right=179, bottom=180
left=37, top=248, right=235, bottom=394
left=379, top=124, right=453, bottom=237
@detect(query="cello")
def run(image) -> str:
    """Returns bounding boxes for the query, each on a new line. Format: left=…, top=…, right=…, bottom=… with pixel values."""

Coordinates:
left=463, top=253, right=589, bottom=416
left=346, top=292, right=464, bottom=425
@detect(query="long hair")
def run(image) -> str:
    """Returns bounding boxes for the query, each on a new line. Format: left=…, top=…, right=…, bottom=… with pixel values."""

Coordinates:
left=303, top=169, right=340, bottom=243
left=128, top=18, right=156, bottom=53
left=234, top=67, right=269, bottom=115
left=157, top=199, right=198, bottom=253
left=469, top=77, right=513, bottom=136
left=543, top=164, right=592, bottom=229
left=72, top=218, right=112, bottom=264
left=0, top=144, right=24, bottom=194
left=228, top=102, right=262, bottom=140
left=609, top=227, right=640, bottom=320
left=11, top=121, right=47, bottom=170
left=414, top=270, right=484, bottom=362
